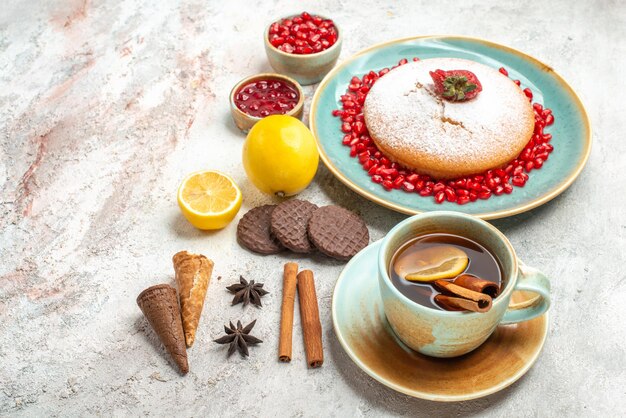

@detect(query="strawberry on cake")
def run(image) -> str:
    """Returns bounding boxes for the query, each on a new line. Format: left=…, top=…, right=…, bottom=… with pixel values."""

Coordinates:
left=363, top=58, right=535, bottom=179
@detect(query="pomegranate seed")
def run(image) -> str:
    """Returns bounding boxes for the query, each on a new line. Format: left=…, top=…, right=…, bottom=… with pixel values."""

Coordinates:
left=406, top=173, right=419, bottom=184
left=341, top=122, right=351, bottom=133
left=534, top=157, right=544, bottom=168
left=362, top=159, right=374, bottom=170
left=456, top=189, right=469, bottom=197
left=513, top=79, right=521, bottom=86
left=433, top=182, right=446, bottom=193
left=368, top=165, right=378, bottom=175
left=512, top=175, right=526, bottom=187
left=545, top=114, right=554, bottom=125
left=457, top=196, right=470, bottom=205
left=393, top=176, right=405, bottom=188
left=542, top=108, right=552, bottom=117
left=382, top=180, right=394, bottom=190
left=499, top=67, right=508, bottom=76
left=523, top=88, right=533, bottom=100
left=444, top=188, right=456, bottom=202
left=269, top=13, right=338, bottom=55
left=503, top=183, right=513, bottom=194
left=419, top=187, right=433, bottom=197
left=525, top=161, right=535, bottom=172
left=533, top=103, right=543, bottom=113
left=435, top=191, right=445, bottom=204
left=371, top=174, right=383, bottom=183
left=478, top=191, right=492, bottom=200
left=402, top=182, right=415, bottom=192
left=379, top=168, right=398, bottom=178
left=398, top=58, right=408, bottom=65
left=469, top=192, right=478, bottom=202
left=494, top=185, right=505, bottom=196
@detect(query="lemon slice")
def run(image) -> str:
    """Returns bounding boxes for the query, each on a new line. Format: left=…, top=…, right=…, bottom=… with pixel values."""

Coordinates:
left=395, top=245, right=469, bottom=282
left=177, top=170, right=242, bottom=230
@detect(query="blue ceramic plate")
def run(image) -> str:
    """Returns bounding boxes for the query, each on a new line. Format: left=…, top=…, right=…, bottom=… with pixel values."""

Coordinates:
left=332, top=240, right=548, bottom=401
left=310, top=36, right=591, bottom=219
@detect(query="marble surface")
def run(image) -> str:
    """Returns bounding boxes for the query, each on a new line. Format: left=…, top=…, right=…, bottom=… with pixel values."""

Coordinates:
left=1, top=0, right=624, bottom=416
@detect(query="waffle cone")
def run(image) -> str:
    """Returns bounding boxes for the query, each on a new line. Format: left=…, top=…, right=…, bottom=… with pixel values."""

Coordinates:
left=173, top=251, right=214, bottom=347
left=136, top=284, right=189, bottom=374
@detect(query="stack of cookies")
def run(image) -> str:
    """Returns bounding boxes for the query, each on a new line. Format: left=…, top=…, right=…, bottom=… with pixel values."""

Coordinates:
left=237, top=200, right=369, bottom=260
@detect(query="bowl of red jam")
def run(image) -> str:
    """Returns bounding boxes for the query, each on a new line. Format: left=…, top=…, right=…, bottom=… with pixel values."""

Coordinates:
left=264, top=12, right=342, bottom=85
left=230, top=73, right=304, bottom=132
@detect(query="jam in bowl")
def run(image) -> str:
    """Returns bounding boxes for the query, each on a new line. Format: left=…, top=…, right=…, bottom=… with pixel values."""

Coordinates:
left=229, top=73, right=304, bottom=132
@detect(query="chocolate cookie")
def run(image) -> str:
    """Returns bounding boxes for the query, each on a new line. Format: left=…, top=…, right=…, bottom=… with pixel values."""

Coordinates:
left=307, top=206, right=369, bottom=260
left=271, top=199, right=318, bottom=253
left=237, top=205, right=285, bottom=255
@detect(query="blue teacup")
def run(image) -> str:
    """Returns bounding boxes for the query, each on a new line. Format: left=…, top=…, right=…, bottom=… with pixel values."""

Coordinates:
left=378, top=211, right=550, bottom=358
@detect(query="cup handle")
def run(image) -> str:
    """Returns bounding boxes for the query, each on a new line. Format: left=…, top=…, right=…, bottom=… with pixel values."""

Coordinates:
left=501, top=260, right=551, bottom=325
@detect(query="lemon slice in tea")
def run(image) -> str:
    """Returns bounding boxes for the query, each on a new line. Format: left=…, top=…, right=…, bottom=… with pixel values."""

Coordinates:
left=394, top=245, right=469, bottom=282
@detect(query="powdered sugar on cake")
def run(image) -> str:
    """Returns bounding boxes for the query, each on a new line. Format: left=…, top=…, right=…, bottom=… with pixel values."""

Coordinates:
left=364, top=58, right=534, bottom=165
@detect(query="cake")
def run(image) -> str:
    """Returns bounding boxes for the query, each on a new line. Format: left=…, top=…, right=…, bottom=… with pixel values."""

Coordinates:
left=363, top=58, right=535, bottom=179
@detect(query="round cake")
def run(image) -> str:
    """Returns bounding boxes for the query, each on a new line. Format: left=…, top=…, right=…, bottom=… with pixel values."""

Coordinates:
left=363, top=58, right=535, bottom=179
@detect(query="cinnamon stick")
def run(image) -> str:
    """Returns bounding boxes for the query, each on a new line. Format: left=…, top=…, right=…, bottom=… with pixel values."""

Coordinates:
left=297, top=269, right=323, bottom=368
left=454, top=274, right=500, bottom=298
left=435, top=295, right=491, bottom=313
left=434, top=279, right=492, bottom=313
left=279, top=262, right=298, bottom=362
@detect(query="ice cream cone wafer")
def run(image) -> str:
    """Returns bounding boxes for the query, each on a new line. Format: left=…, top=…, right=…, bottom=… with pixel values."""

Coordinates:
left=173, top=251, right=214, bottom=347
left=136, top=284, right=189, bottom=374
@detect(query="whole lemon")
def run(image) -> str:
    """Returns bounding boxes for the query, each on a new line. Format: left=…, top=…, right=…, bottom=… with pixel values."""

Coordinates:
left=242, top=115, right=319, bottom=197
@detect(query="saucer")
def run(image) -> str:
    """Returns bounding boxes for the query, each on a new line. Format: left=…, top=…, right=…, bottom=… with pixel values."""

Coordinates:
left=331, top=240, right=549, bottom=402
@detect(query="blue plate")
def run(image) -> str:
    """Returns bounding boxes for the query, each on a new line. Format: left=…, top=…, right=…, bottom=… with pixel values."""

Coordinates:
left=332, top=240, right=548, bottom=401
left=310, top=36, right=591, bottom=219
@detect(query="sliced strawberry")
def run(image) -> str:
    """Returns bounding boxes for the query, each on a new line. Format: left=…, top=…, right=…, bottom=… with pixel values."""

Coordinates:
left=429, top=69, right=483, bottom=101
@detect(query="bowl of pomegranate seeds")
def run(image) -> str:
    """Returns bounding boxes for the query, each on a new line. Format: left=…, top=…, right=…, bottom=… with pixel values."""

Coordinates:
left=265, top=12, right=342, bottom=85
left=229, top=73, right=304, bottom=132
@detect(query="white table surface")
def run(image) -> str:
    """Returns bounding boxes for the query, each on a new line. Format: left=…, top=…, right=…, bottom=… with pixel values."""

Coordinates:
left=1, top=0, right=625, bottom=416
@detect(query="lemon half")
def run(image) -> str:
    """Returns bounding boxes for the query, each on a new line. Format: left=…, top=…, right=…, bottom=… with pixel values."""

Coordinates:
left=177, top=170, right=242, bottom=230
left=395, top=245, right=469, bottom=282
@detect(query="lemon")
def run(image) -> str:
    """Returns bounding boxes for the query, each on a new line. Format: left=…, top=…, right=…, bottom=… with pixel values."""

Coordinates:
left=242, top=115, right=319, bottom=197
left=394, top=245, right=469, bottom=282
left=177, top=170, right=242, bottom=230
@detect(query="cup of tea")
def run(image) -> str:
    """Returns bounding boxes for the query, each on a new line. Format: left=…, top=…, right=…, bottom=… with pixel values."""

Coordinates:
left=378, top=211, right=550, bottom=358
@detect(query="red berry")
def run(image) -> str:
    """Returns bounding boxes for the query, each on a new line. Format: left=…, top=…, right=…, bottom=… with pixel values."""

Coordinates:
left=269, top=13, right=338, bottom=55
left=499, top=67, right=509, bottom=76
left=429, top=69, right=483, bottom=102
left=523, top=88, right=533, bottom=100
left=402, top=182, right=415, bottom=192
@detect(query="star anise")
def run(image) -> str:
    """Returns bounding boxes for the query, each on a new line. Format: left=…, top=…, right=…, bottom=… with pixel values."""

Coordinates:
left=214, top=320, right=263, bottom=357
left=226, top=276, right=269, bottom=307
